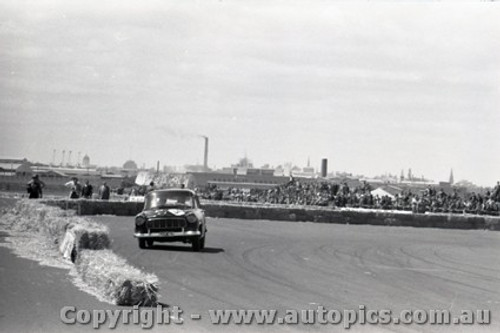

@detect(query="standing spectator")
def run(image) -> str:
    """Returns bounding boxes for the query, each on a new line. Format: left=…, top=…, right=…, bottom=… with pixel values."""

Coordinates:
left=65, top=177, right=82, bottom=199
left=146, top=181, right=156, bottom=193
left=341, top=182, right=350, bottom=196
left=130, top=187, right=138, bottom=196
left=493, top=181, right=500, bottom=201
left=26, top=174, right=45, bottom=199
left=98, top=182, right=111, bottom=200
left=411, top=195, right=420, bottom=213
left=81, top=180, right=93, bottom=199
left=361, top=180, right=372, bottom=192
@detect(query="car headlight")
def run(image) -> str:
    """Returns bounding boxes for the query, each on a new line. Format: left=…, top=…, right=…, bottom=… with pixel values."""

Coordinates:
left=135, top=216, right=146, bottom=226
left=186, top=213, right=198, bottom=224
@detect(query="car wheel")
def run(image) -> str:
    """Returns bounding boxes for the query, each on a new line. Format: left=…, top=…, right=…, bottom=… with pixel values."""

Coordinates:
left=138, top=238, right=146, bottom=249
left=192, top=236, right=202, bottom=252
left=199, top=236, right=205, bottom=250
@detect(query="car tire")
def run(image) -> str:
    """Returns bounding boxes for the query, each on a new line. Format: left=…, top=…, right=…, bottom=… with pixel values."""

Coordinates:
left=199, top=236, right=205, bottom=250
left=138, top=239, right=146, bottom=249
left=192, top=236, right=203, bottom=252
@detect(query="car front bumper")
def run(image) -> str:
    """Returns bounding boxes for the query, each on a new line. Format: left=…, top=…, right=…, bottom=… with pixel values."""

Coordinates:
left=134, top=230, right=201, bottom=238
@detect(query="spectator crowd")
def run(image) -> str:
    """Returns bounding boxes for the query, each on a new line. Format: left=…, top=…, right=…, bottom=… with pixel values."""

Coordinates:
left=198, top=179, right=500, bottom=216
left=25, top=172, right=500, bottom=216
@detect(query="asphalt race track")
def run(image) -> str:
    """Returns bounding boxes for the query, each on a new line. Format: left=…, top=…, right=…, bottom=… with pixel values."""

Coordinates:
left=2, top=200, right=499, bottom=333
left=90, top=215, right=500, bottom=333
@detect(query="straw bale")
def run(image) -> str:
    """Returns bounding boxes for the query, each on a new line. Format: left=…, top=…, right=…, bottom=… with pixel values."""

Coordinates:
left=75, top=250, right=159, bottom=306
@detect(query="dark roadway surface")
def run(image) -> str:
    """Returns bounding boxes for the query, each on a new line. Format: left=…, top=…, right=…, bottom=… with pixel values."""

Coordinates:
left=94, top=215, right=500, bottom=332
left=1, top=196, right=499, bottom=333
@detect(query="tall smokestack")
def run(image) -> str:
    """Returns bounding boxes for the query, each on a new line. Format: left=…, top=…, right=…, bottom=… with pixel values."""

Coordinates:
left=321, top=158, right=328, bottom=178
left=203, top=136, right=208, bottom=171
left=61, top=150, right=66, bottom=166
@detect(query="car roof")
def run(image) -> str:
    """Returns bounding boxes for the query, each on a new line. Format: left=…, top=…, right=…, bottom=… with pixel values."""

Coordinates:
left=147, top=188, right=196, bottom=196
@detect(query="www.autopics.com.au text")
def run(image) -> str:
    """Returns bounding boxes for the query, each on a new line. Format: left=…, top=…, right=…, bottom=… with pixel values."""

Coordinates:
left=60, top=305, right=491, bottom=329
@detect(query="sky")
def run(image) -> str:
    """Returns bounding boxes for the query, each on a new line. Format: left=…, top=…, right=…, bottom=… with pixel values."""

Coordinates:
left=0, top=0, right=499, bottom=186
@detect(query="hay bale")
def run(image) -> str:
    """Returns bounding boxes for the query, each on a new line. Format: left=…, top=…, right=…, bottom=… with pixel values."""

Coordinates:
left=2, top=200, right=111, bottom=258
left=59, top=219, right=111, bottom=262
left=2, top=200, right=75, bottom=234
left=59, top=220, right=111, bottom=262
left=75, top=250, right=159, bottom=306
left=4, top=200, right=160, bottom=307
left=67, top=221, right=110, bottom=251
left=2, top=200, right=43, bottom=232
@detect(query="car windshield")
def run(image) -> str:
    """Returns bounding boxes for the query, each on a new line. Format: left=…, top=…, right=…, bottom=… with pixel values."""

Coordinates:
left=145, top=191, right=194, bottom=210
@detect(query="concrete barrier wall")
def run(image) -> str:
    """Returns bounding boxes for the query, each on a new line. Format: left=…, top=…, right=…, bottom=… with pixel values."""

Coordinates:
left=203, top=203, right=500, bottom=230
left=42, top=199, right=144, bottom=216
left=40, top=199, right=500, bottom=231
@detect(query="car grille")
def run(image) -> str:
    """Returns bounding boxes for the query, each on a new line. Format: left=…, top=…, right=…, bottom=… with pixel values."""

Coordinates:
left=148, top=218, right=187, bottom=230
